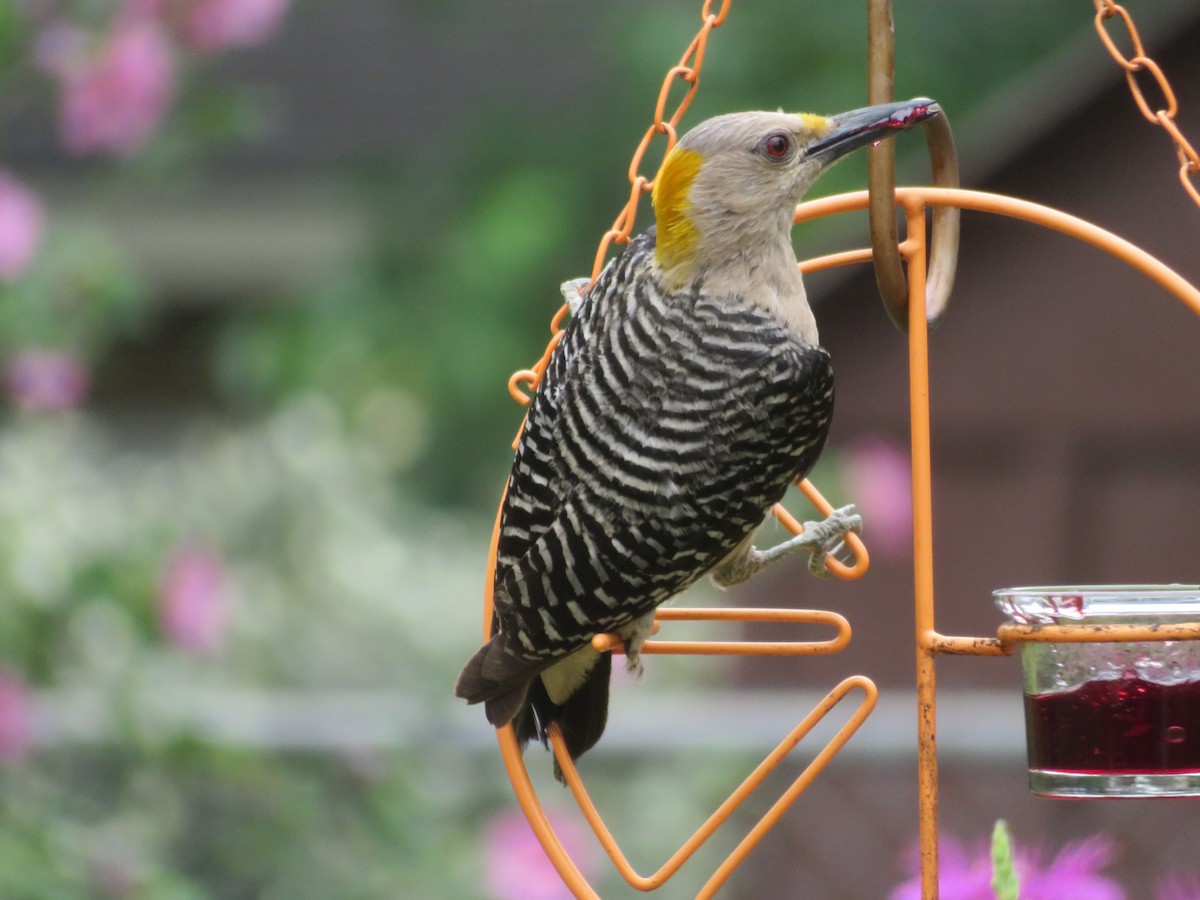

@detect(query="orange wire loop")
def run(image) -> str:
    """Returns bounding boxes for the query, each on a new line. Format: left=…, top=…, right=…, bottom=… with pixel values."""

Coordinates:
left=592, top=607, right=852, bottom=657
left=700, top=0, right=732, bottom=28
left=628, top=128, right=674, bottom=184
left=655, top=66, right=699, bottom=128
left=548, top=675, right=878, bottom=898
left=772, top=478, right=870, bottom=580
left=1092, top=1, right=1144, bottom=68
left=1125, top=55, right=1177, bottom=124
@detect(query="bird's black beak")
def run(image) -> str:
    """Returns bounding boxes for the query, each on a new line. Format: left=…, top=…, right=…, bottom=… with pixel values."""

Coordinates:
left=807, top=97, right=940, bottom=164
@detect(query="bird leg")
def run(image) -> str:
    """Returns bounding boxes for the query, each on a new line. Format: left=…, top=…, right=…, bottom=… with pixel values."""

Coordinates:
left=615, top=611, right=658, bottom=677
left=709, top=504, right=861, bottom=588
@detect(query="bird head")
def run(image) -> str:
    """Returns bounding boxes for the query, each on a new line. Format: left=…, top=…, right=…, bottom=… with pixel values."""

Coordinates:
left=651, top=97, right=940, bottom=275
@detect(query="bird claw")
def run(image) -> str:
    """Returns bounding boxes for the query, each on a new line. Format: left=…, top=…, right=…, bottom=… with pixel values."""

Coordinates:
left=799, top=504, right=861, bottom=577
left=708, top=504, right=863, bottom=587
left=560, top=278, right=590, bottom=315
left=616, top=611, right=656, bottom=677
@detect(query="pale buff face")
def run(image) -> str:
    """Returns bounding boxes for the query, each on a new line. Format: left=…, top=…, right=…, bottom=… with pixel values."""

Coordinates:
left=651, top=100, right=938, bottom=280
left=653, top=100, right=938, bottom=267
left=652, top=111, right=840, bottom=272
left=677, top=111, right=836, bottom=222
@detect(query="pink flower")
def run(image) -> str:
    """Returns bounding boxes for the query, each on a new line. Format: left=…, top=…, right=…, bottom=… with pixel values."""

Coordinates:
left=158, top=544, right=229, bottom=655
left=0, top=170, right=45, bottom=283
left=0, top=671, right=35, bottom=763
left=483, top=807, right=598, bottom=900
left=891, top=833, right=1126, bottom=900
left=890, top=837, right=993, bottom=900
left=56, top=18, right=176, bottom=157
left=1018, top=836, right=1125, bottom=900
left=5, top=349, right=90, bottom=411
left=841, top=435, right=912, bottom=561
left=183, top=0, right=291, bottom=54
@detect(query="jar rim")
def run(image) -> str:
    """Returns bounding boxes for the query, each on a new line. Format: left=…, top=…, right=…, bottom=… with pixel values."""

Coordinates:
left=994, top=585, right=1200, bottom=623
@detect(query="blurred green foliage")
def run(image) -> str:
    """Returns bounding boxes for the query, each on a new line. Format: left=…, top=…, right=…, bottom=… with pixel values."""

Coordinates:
left=0, top=227, right=146, bottom=357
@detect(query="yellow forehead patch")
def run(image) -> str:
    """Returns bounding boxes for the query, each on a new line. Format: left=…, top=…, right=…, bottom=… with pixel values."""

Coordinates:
left=651, top=146, right=703, bottom=272
left=799, top=113, right=831, bottom=136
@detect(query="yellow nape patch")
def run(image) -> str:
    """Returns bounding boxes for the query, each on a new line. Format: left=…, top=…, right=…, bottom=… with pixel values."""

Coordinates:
left=799, top=113, right=831, bottom=135
left=651, top=146, right=703, bottom=271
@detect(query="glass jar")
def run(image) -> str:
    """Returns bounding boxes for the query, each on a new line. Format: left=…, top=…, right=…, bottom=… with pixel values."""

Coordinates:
left=994, top=585, right=1200, bottom=798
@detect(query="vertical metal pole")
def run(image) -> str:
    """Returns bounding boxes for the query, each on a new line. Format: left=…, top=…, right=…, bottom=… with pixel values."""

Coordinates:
left=904, top=200, right=940, bottom=900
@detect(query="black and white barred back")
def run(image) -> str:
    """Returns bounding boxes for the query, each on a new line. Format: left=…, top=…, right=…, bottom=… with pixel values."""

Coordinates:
left=493, top=226, right=834, bottom=662
left=455, top=227, right=835, bottom=764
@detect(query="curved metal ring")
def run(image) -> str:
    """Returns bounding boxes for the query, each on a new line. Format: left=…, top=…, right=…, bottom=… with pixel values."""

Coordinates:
left=867, top=107, right=960, bottom=331
left=866, top=0, right=961, bottom=331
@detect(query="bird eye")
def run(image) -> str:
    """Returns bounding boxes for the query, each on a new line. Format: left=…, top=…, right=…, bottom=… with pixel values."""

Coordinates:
left=762, top=132, right=792, bottom=159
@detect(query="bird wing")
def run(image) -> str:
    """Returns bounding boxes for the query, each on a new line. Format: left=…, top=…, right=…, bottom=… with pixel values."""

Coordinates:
left=492, top=230, right=834, bottom=663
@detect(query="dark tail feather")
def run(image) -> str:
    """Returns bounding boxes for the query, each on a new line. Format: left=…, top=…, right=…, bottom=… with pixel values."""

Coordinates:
left=455, top=633, right=542, bottom=727
left=515, top=652, right=612, bottom=783
left=559, top=651, right=612, bottom=769
left=484, top=684, right=531, bottom=728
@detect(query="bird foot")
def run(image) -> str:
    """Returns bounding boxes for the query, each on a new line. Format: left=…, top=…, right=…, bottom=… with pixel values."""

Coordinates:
left=616, top=611, right=657, bottom=677
left=710, top=504, right=862, bottom=587
left=560, top=278, right=590, bottom=315
left=795, top=504, right=862, bottom=578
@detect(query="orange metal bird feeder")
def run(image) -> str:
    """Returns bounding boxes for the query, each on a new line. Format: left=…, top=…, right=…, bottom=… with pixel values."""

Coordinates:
left=475, top=1, right=1200, bottom=896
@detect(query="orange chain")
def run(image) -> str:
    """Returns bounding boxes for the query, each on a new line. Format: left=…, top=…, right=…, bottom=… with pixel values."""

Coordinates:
left=1092, top=0, right=1200, bottom=208
left=507, top=0, right=732, bottom=407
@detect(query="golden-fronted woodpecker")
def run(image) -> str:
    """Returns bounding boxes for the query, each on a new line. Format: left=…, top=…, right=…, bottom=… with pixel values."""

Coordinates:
left=457, top=98, right=941, bottom=774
